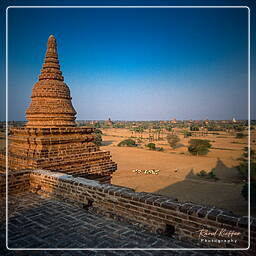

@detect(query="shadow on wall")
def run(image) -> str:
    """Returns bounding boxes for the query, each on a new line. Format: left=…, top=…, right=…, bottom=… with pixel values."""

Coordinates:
left=154, top=158, right=249, bottom=216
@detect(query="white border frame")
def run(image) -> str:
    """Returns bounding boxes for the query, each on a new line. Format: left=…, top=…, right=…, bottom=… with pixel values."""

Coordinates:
left=5, top=5, right=251, bottom=251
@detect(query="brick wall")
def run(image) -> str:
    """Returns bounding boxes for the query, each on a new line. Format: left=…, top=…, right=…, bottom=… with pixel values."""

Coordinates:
left=2, top=127, right=117, bottom=183
left=29, top=169, right=255, bottom=250
left=0, top=170, right=31, bottom=198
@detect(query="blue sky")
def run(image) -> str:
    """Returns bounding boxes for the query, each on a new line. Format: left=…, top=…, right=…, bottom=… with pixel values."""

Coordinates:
left=0, top=0, right=255, bottom=121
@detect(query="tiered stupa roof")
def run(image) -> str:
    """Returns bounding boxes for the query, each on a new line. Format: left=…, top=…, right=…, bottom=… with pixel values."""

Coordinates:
left=0, top=35, right=117, bottom=183
left=26, top=35, right=77, bottom=127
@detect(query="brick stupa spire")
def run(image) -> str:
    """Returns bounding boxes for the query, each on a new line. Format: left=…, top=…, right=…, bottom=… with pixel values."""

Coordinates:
left=26, top=35, right=76, bottom=127
left=0, top=35, right=117, bottom=183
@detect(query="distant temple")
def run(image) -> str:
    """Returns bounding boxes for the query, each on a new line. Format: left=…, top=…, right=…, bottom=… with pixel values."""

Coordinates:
left=105, top=117, right=114, bottom=126
left=0, top=35, right=117, bottom=183
left=170, top=118, right=177, bottom=124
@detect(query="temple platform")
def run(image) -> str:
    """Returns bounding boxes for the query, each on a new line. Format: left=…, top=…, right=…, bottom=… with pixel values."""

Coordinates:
left=0, top=127, right=116, bottom=183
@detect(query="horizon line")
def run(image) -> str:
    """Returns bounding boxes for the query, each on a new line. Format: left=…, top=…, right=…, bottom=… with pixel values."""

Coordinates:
left=1, top=119, right=252, bottom=122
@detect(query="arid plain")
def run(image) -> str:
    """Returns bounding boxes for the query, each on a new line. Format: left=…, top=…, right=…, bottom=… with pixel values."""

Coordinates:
left=100, top=127, right=256, bottom=216
left=1, top=125, right=255, bottom=216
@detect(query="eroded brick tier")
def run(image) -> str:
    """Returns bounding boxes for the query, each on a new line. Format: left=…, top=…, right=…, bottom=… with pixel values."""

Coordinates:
left=0, top=35, right=117, bottom=183
left=26, top=35, right=76, bottom=128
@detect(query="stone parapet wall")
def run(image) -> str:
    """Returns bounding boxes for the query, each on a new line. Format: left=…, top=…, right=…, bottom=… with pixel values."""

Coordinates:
left=28, top=170, right=255, bottom=250
left=1, top=169, right=255, bottom=251
left=0, top=170, right=31, bottom=198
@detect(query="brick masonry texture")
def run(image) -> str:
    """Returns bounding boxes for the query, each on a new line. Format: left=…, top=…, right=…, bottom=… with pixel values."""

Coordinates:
left=0, top=35, right=117, bottom=183
left=0, top=34, right=254, bottom=254
left=26, top=35, right=76, bottom=128
left=1, top=170, right=255, bottom=252
left=0, top=193, right=250, bottom=255
left=0, top=171, right=30, bottom=197
left=1, top=127, right=117, bottom=183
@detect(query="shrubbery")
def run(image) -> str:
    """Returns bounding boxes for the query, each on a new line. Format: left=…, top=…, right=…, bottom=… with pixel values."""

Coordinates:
left=94, top=129, right=103, bottom=134
left=197, top=170, right=219, bottom=181
left=146, top=143, right=156, bottom=150
left=118, top=139, right=137, bottom=147
left=197, top=170, right=207, bottom=177
left=182, top=130, right=192, bottom=138
left=146, top=143, right=164, bottom=152
left=242, top=147, right=255, bottom=158
left=188, top=139, right=211, bottom=156
left=167, top=134, right=180, bottom=148
left=166, top=127, right=172, bottom=132
left=237, top=146, right=256, bottom=204
left=237, top=161, right=256, bottom=182
left=93, top=129, right=102, bottom=146
left=236, top=132, right=246, bottom=138
left=190, top=126, right=199, bottom=131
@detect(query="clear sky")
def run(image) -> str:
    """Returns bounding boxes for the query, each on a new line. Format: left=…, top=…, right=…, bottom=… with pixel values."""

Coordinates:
left=0, top=0, right=254, bottom=121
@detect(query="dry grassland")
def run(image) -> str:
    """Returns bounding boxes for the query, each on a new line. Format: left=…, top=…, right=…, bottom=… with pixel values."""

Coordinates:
left=102, top=128, right=255, bottom=216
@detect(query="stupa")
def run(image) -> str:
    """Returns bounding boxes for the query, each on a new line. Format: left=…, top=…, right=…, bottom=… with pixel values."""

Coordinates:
left=0, top=35, right=117, bottom=183
left=105, top=118, right=114, bottom=127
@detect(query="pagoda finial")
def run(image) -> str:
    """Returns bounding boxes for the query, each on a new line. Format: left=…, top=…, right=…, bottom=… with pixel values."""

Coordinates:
left=47, top=35, right=57, bottom=54
left=38, top=35, right=64, bottom=81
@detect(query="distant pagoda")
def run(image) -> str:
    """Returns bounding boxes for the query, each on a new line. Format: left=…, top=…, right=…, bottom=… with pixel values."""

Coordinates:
left=170, top=118, right=177, bottom=124
left=106, top=117, right=113, bottom=126
left=0, top=35, right=117, bottom=183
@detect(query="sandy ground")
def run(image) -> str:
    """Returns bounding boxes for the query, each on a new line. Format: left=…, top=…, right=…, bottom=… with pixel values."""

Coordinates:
left=0, top=132, right=5, bottom=151
left=102, top=128, right=255, bottom=216
left=1, top=128, right=254, bottom=216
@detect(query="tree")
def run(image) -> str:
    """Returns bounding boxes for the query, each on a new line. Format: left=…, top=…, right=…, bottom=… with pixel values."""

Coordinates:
left=236, top=145, right=256, bottom=203
left=118, top=139, right=137, bottom=147
left=242, top=147, right=255, bottom=158
left=190, top=126, right=199, bottom=131
left=94, top=129, right=103, bottom=134
left=94, top=122, right=101, bottom=128
left=93, top=129, right=102, bottom=146
left=167, top=134, right=180, bottom=149
left=182, top=130, right=192, bottom=138
left=146, top=143, right=156, bottom=150
left=234, top=125, right=245, bottom=132
left=236, top=132, right=246, bottom=139
left=238, top=162, right=256, bottom=181
left=166, top=127, right=172, bottom=132
left=188, top=139, right=211, bottom=156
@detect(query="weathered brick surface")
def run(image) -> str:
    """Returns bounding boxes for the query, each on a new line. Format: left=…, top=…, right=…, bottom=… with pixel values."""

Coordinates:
left=1, top=193, right=193, bottom=249
left=0, top=192, right=250, bottom=255
left=27, top=170, right=255, bottom=250
left=0, top=35, right=117, bottom=182
left=26, top=35, right=76, bottom=128
left=0, top=170, right=30, bottom=198
left=1, top=169, right=254, bottom=251
left=2, top=127, right=117, bottom=182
